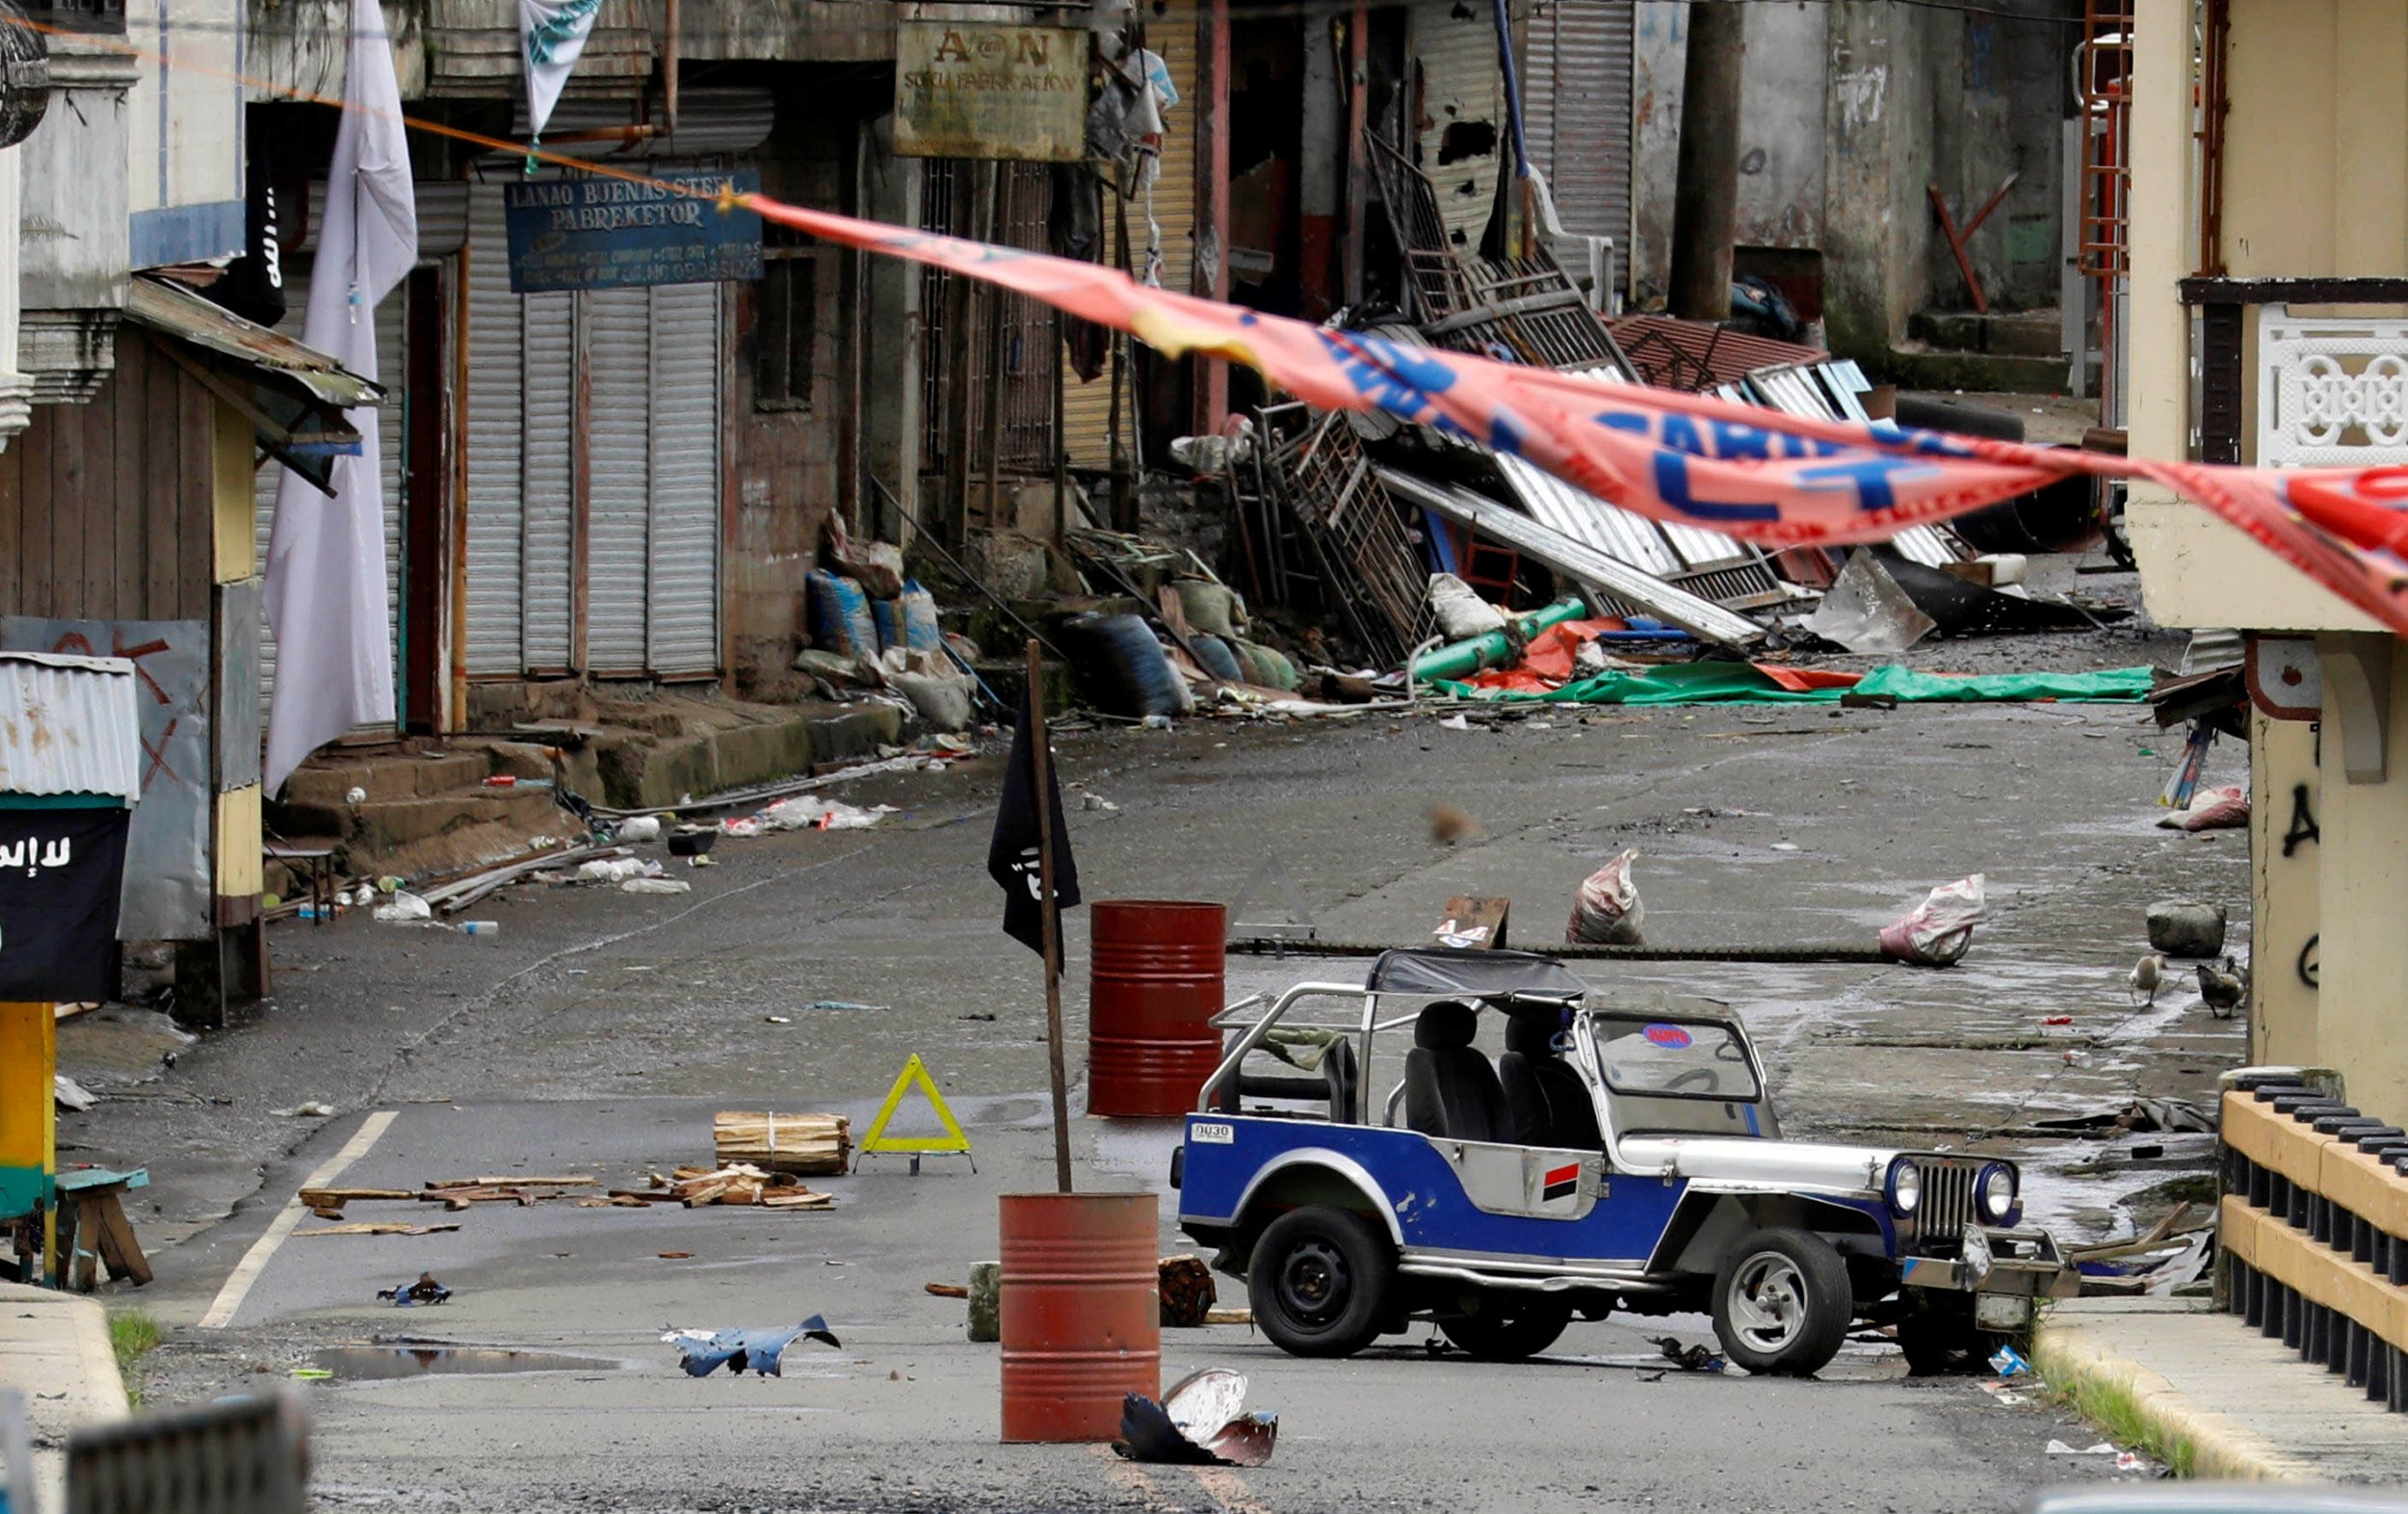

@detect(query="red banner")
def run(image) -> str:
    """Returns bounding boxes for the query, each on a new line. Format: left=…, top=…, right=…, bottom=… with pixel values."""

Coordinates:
left=746, top=195, right=2408, bottom=639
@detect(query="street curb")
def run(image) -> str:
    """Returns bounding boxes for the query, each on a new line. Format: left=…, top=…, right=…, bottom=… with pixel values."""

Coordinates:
left=0, top=1280, right=130, bottom=1421
left=2032, top=1317, right=2310, bottom=1482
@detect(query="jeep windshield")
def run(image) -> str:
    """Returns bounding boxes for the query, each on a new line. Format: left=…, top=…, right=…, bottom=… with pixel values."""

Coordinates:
left=1587, top=1014, right=1762, bottom=1103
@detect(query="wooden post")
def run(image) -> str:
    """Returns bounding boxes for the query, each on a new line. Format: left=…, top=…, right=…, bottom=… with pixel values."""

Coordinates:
left=1026, top=640, right=1073, bottom=1194
left=1668, top=0, right=1744, bottom=322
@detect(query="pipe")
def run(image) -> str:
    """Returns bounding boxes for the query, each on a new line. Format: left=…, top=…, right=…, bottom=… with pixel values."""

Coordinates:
left=1406, top=596, right=1587, bottom=684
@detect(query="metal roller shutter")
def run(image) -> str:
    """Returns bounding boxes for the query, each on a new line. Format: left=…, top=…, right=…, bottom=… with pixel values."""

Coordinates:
left=464, top=186, right=526, bottom=677
left=585, top=285, right=653, bottom=675
left=255, top=265, right=407, bottom=735
left=644, top=281, right=721, bottom=677
left=1523, top=0, right=1635, bottom=276
left=1062, top=20, right=1200, bottom=468
left=520, top=291, right=577, bottom=673
left=1414, top=0, right=1507, bottom=251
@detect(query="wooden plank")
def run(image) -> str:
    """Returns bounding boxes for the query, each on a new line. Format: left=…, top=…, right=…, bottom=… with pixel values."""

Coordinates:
left=178, top=357, right=215, bottom=619
left=296, top=1222, right=463, bottom=1238
left=2221, top=1093, right=2332, bottom=1187
left=92, top=1194, right=151, bottom=1285
left=299, top=1187, right=418, bottom=1206
left=112, top=343, right=148, bottom=617
left=49, top=377, right=89, bottom=619
left=2320, top=1143, right=2408, bottom=1240
left=144, top=337, right=181, bottom=615
left=0, top=430, right=20, bottom=613
left=17, top=404, right=53, bottom=614
left=424, top=1176, right=594, bottom=1189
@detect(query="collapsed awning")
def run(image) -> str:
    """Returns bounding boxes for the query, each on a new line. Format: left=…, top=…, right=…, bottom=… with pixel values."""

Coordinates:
left=120, top=275, right=380, bottom=497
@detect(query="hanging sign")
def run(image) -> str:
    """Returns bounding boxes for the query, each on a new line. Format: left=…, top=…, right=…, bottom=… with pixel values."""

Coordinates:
left=0, top=807, right=131, bottom=1002
left=892, top=20, right=1088, bottom=162
left=502, top=170, right=765, bottom=292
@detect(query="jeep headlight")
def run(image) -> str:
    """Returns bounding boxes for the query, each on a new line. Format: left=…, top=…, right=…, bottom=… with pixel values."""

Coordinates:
left=1884, top=1156, right=1921, bottom=1217
left=1976, top=1162, right=2017, bottom=1224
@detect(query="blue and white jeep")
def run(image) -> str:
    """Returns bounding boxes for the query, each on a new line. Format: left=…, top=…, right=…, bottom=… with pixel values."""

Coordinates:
left=1171, top=949, right=2075, bottom=1375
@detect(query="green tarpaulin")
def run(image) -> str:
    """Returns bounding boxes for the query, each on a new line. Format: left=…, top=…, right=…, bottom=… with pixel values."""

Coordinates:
left=1434, top=663, right=2156, bottom=706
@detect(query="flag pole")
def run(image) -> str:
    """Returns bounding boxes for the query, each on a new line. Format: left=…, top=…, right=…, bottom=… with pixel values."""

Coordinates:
left=1026, top=639, right=1074, bottom=1194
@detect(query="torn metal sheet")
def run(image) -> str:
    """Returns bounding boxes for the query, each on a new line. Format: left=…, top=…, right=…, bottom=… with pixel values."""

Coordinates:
left=1802, top=551, right=1935, bottom=656
left=1377, top=469, right=1763, bottom=647
left=1115, top=1369, right=1278, bottom=1467
left=1747, top=362, right=1965, bottom=570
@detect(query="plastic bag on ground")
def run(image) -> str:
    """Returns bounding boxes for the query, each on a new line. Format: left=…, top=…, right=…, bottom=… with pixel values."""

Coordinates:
left=575, top=857, right=648, bottom=884
left=890, top=669, right=974, bottom=732
left=2159, top=785, right=2249, bottom=832
left=1878, top=874, right=1987, bottom=965
left=617, top=816, right=663, bottom=844
left=1428, top=572, right=1509, bottom=642
left=622, top=877, right=693, bottom=895
left=1566, top=849, right=1645, bottom=945
left=758, top=795, right=898, bottom=832
left=374, top=891, right=432, bottom=924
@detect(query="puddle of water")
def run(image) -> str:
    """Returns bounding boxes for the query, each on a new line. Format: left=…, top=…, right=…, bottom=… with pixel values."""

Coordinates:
left=310, top=1344, right=619, bottom=1381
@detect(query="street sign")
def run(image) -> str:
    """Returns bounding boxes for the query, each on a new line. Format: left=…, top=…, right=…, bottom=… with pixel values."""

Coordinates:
left=892, top=20, right=1087, bottom=161
left=502, top=170, right=765, bottom=293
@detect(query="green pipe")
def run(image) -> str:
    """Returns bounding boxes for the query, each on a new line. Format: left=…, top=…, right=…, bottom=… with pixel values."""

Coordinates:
left=1409, top=596, right=1588, bottom=683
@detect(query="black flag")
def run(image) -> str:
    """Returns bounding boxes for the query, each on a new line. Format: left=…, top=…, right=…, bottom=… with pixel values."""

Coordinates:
left=986, top=682, right=1080, bottom=953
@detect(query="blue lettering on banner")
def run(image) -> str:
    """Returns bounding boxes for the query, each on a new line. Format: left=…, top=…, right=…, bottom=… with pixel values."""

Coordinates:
left=1651, top=452, right=1780, bottom=522
left=1795, top=455, right=1938, bottom=512
left=1318, top=330, right=1472, bottom=438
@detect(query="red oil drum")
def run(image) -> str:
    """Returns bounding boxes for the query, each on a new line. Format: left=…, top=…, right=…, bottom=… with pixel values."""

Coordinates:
left=1088, top=900, right=1228, bottom=1118
left=999, top=1191, right=1162, bottom=1442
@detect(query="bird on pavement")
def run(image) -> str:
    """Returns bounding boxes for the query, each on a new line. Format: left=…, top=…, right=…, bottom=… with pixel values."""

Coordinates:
left=2198, top=956, right=2247, bottom=1019
left=2127, top=953, right=2169, bottom=1005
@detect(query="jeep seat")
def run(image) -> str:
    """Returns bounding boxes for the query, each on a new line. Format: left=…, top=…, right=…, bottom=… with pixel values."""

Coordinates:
left=1404, top=1001, right=1508, bottom=1143
left=1500, top=1013, right=1602, bottom=1150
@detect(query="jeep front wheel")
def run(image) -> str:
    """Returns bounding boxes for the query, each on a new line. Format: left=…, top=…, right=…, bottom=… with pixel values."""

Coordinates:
left=1247, top=1206, right=1396, bottom=1358
left=1711, top=1228, right=1853, bottom=1376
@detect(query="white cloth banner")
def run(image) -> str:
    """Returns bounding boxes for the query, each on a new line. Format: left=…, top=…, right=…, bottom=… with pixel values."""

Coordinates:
left=520, top=0, right=604, bottom=137
left=262, top=0, right=418, bottom=796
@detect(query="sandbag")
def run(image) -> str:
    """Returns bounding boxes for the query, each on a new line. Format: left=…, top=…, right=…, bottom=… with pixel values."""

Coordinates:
left=807, top=570, right=878, bottom=660
left=1428, top=572, right=1508, bottom=641
left=892, top=669, right=975, bottom=732
left=2159, top=785, right=2249, bottom=832
left=1878, top=874, right=1987, bottom=966
left=1174, top=579, right=1245, bottom=639
left=1566, top=849, right=1645, bottom=946
left=1190, top=634, right=1244, bottom=683
left=1060, top=613, right=1192, bottom=719
left=824, top=512, right=905, bottom=598
left=897, top=579, right=944, bottom=652
left=1231, top=639, right=1299, bottom=692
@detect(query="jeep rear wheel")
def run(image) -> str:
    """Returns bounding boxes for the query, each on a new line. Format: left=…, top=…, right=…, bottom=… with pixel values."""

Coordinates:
left=1712, top=1228, right=1853, bottom=1376
left=1440, top=1294, right=1575, bottom=1361
left=1247, top=1206, right=1395, bottom=1358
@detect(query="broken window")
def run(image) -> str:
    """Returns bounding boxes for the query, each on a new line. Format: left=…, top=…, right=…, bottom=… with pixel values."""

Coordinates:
left=753, top=224, right=817, bottom=412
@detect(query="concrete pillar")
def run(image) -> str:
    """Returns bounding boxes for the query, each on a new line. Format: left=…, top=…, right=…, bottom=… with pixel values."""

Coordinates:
left=0, top=1003, right=56, bottom=1269
left=2313, top=635, right=2408, bottom=1125
left=1667, top=0, right=1742, bottom=321
left=0, top=146, right=28, bottom=446
left=2249, top=711, right=2321, bottom=1065
left=858, top=113, right=922, bottom=540
left=1298, top=15, right=1342, bottom=318
left=2123, top=0, right=2193, bottom=472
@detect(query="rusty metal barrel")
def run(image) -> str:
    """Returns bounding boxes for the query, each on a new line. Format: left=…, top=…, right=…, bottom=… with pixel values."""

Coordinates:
left=999, top=1191, right=1161, bottom=1442
left=1087, top=900, right=1228, bottom=1118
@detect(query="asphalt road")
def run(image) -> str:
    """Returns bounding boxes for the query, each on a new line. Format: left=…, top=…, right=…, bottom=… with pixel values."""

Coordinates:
left=72, top=630, right=2251, bottom=1511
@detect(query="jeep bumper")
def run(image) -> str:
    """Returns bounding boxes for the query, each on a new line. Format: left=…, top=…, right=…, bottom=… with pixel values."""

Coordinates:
left=1898, top=1225, right=2080, bottom=1301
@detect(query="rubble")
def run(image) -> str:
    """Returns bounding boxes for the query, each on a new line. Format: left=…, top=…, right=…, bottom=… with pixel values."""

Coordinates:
left=664, top=1317, right=844, bottom=1377
left=2145, top=900, right=2228, bottom=958
left=1113, top=1369, right=1277, bottom=1468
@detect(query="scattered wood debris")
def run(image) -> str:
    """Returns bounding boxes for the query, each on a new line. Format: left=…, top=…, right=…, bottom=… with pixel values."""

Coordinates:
left=1203, top=1307, right=1252, bottom=1326
left=297, top=1222, right=463, bottom=1238
left=650, top=1163, right=835, bottom=1211
left=713, top=1112, right=852, bottom=1176
left=299, top=1188, right=415, bottom=1207
left=427, top=1175, right=596, bottom=1189
left=926, top=1282, right=970, bottom=1299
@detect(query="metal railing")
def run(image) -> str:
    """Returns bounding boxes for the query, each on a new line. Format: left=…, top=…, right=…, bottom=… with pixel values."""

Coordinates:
left=2215, top=1066, right=2408, bottom=1409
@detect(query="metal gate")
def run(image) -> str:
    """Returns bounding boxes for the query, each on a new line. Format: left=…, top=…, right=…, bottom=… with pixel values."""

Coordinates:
left=1413, top=0, right=1508, bottom=251
left=585, top=285, right=653, bottom=675
left=645, top=280, right=721, bottom=677
left=1522, top=0, right=1635, bottom=280
left=464, top=185, right=527, bottom=677
left=520, top=290, right=576, bottom=674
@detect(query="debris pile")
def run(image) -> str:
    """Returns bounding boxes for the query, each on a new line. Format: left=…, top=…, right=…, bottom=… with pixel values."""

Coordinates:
left=633, top=1164, right=836, bottom=1211
left=1113, top=1369, right=1277, bottom=1467
left=712, top=1110, right=852, bottom=1176
left=665, top=1316, right=844, bottom=1377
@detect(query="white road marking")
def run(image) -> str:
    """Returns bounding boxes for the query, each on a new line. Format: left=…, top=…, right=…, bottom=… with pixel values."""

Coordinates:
left=198, top=1109, right=397, bottom=1329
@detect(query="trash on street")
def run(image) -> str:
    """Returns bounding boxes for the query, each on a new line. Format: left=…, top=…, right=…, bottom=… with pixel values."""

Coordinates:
left=664, top=1316, right=843, bottom=1377
left=298, top=1222, right=460, bottom=1238
left=375, top=1272, right=455, bottom=1305
left=1113, top=1369, right=1278, bottom=1467
left=1566, top=848, right=1644, bottom=945
left=650, top=1162, right=835, bottom=1209
left=1877, top=874, right=1987, bottom=966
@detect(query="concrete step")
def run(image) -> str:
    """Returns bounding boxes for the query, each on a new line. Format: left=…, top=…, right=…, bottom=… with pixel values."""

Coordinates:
left=268, top=786, right=573, bottom=869
left=282, top=749, right=490, bottom=808
left=1883, top=342, right=2084, bottom=396
left=590, top=703, right=903, bottom=810
left=1909, top=306, right=2066, bottom=358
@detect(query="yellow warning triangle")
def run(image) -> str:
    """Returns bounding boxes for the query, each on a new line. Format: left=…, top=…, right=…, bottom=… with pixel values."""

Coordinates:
left=857, top=1053, right=974, bottom=1161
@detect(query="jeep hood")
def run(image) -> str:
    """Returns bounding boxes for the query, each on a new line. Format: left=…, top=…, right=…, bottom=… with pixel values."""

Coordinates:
left=1615, top=1135, right=1895, bottom=1193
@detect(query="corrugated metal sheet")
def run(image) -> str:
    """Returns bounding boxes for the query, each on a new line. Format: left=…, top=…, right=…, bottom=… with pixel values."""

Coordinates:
left=645, top=281, right=721, bottom=677
left=255, top=266, right=408, bottom=732
left=493, top=88, right=777, bottom=160
left=520, top=291, right=577, bottom=674
left=465, top=185, right=527, bottom=677
left=300, top=180, right=469, bottom=259
left=1414, top=0, right=1505, bottom=251
left=1379, top=469, right=1762, bottom=645
left=1743, top=361, right=1963, bottom=568
left=1605, top=313, right=1828, bottom=391
left=1064, top=20, right=1198, bottom=468
left=0, top=653, right=144, bottom=801
left=585, top=284, right=652, bottom=675
left=1522, top=0, right=1634, bottom=270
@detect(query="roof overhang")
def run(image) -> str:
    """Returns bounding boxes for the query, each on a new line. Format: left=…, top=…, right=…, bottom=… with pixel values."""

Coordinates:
left=120, top=275, right=382, bottom=498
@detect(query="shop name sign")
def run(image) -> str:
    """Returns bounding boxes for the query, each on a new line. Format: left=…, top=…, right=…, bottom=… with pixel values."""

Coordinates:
left=502, top=170, right=766, bottom=293
left=893, top=20, right=1087, bottom=161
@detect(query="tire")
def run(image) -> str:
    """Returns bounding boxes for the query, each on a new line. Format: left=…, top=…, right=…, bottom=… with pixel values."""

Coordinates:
left=1897, top=1305, right=1975, bottom=1376
left=1439, top=1294, right=1575, bottom=1361
left=1247, top=1206, right=1397, bottom=1359
left=1711, top=1228, right=1855, bottom=1377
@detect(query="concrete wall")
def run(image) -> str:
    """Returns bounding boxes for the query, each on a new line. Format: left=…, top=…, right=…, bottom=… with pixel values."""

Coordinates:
left=2249, top=712, right=2321, bottom=1066
left=127, top=0, right=246, bottom=268
left=1630, top=0, right=2074, bottom=358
